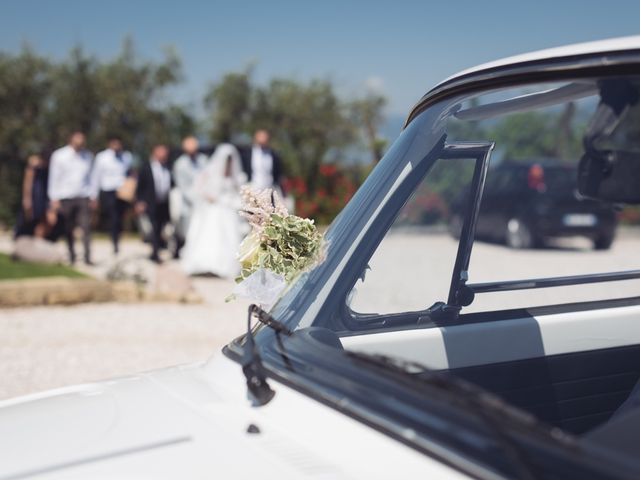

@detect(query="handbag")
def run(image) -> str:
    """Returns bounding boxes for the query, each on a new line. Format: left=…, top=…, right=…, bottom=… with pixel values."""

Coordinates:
left=116, top=177, right=137, bottom=203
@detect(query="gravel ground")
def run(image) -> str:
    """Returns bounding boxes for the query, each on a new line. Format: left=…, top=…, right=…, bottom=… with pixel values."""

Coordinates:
left=0, top=235, right=248, bottom=400
left=1, top=229, right=639, bottom=400
left=352, top=227, right=640, bottom=314
left=0, top=285, right=248, bottom=400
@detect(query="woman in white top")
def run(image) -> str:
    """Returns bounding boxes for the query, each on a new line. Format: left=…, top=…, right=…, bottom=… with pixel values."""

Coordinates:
left=181, top=143, right=246, bottom=278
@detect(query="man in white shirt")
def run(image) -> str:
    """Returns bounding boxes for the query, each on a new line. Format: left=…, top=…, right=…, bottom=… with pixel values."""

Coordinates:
left=240, top=129, right=284, bottom=192
left=172, top=136, right=208, bottom=256
left=135, top=145, right=172, bottom=263
left=47, top=131, right=96, bottom=265
left=92, top=136, right=133, bottom=255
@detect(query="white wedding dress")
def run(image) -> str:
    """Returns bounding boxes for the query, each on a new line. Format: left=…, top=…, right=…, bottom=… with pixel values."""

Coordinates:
left=180, top=144, right=247, bottom=278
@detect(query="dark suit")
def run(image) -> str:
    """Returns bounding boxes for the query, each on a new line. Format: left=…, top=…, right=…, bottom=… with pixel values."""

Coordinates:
left=136, top=161, right=171, bottom=260
left=239, top=146, right=284, bottom=189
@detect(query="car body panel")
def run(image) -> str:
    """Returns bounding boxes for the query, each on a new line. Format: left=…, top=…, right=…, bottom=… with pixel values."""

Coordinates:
left=0, top=354, right=465, bottom=480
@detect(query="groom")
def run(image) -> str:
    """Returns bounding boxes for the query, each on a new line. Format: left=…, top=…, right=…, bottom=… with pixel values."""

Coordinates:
left=135, top=144, right=172, bottom=263
left=240, top=129, right=284, bottom=192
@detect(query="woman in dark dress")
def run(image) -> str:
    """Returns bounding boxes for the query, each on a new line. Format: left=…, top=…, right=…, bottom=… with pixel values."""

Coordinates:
left=14, top=154, right=56, bottom=239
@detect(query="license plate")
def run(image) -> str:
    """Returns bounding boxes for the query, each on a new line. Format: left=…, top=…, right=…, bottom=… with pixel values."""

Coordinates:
left=563, top=213, right=597, bottom=227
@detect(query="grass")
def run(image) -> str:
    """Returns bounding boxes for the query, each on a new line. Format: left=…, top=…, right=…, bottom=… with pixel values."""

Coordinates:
left=0, top=253, right=87, bottom=281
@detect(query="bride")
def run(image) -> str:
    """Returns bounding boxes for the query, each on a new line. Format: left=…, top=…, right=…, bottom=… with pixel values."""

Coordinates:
left=181, top=143, right=247, bottom=277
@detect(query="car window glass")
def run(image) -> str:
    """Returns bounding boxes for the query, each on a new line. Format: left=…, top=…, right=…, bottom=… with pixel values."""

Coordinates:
left=348, top=157, right=475, bottom=314
left=448, top=81, right=640, bottom=312
left=347, top=78, right=640, bottom=319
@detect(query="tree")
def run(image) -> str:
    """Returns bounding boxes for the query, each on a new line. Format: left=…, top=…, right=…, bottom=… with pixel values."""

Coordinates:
left=553, top=102, right=578, bottom=160
left=490, top=111, right=558, bottom=160
left=351, top=93, right=387, bottom=164
left=89, top=38, right=192, bottom=156
left=0, top=46, right=52, bottom=224
left=204, top=68, right=252, bottom=142
left=0, top=45, right=52, bottom=159
left=46, top=47, right=101, bottom=143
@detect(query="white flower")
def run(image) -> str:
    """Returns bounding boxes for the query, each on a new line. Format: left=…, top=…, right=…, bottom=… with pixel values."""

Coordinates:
left=238, top=232, right=261, bottom=268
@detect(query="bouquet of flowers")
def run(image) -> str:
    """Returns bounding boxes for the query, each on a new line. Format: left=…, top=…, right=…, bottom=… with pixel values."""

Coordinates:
left=228, top=187, right=323, bottom=308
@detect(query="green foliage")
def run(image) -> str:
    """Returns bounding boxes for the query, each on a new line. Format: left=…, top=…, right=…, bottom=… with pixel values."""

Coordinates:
left=0, top=46, right=52, bottom=158
left=449, top=103, right=582, bottom=162
left=0, top=253, right=86, bottom=280
left=350, top=93, right=388, bottom=163
left=46, top=47, right=102, bottom=140
left=205, top=68, right=253, bottom=143
left=238, top=215, right=323, bottom=283
left=489, top=111, right=558, bottom=160
left=450, top=109, right=562, bottom=160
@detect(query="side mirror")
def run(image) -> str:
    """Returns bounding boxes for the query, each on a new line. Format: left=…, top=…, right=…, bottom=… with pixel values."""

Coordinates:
left=577, top=150, right=640, bottom=204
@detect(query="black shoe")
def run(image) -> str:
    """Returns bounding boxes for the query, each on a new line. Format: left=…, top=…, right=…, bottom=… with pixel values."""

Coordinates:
left=149, top=254, right=162, bottom=264
left=84, top=259, right=95, bottom=266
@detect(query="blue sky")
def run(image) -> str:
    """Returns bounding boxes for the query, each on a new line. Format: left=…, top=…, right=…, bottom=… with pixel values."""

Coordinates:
left=2, top=0, right=640, bottom=119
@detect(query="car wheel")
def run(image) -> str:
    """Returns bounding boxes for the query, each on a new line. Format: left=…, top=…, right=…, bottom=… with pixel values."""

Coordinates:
left=449, top=214, right=463, bottom=239
left=505, top=218, right=538, bottom=249
left=594, top=233, right=614, bottom=250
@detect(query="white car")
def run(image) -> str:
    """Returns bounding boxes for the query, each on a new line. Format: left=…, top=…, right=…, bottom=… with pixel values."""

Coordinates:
left=5, top=36, right=640, bottom=479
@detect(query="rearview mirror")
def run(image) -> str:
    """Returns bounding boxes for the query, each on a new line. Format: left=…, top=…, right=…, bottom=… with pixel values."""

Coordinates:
left=578, top=150, right=640, bottom=204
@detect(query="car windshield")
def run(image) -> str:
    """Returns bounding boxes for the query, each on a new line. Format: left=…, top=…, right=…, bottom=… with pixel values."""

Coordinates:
left=268, top=75, right=640, bottom=326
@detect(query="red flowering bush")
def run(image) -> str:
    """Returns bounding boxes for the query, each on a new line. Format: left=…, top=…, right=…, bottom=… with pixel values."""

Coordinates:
left=283, top=163, right=358, bottom=225
left=397, top=185, right=449, bottom=225
left=619, top=206, right=640, bottom=224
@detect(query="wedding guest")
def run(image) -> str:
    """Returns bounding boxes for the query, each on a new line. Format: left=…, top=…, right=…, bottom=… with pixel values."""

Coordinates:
left=92, top=136, right=133, bottom=255
left=240, top=129, right=284, bottom=192
left=135, top=144, right=172, bottom=263
left=47, top=131, right=96, bottom=265
left=172, top=136, right=208, bottom=256
left=15, top=154, right=51, bottom=239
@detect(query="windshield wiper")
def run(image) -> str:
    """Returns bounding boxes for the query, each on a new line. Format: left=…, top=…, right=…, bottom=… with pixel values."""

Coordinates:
left=242, top=304, right=292, bottom=406
left=347, top=351, right=550, bottom=480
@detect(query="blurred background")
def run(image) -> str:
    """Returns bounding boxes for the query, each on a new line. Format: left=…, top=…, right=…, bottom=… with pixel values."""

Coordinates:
left=2, top=0, right=640, bottom=400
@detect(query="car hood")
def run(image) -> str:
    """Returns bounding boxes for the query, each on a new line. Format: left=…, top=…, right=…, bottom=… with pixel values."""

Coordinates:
left=0, top=354, right=349, bottom=480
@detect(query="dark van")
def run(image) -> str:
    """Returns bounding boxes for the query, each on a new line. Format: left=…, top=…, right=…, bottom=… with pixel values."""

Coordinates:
left=451, top=161, right=618, bottom=249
